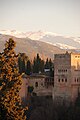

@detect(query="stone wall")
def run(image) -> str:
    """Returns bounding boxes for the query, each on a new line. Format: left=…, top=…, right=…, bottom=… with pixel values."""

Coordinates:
left=53, top=52, right=80, bottom=103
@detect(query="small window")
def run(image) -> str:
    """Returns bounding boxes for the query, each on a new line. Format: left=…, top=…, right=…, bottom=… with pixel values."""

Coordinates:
left=35, top=82, right=38, bottom=87
left=75, top=78, right=76, bottom=82
left=65, top=78, right=67, bottom=82
left=62, top=79, right=64, bottom=82
left=58, top=79, right=60, bottom=82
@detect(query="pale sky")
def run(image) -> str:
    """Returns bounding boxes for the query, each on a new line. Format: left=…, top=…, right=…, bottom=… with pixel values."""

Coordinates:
left=0, top=0, right=80, bottom=37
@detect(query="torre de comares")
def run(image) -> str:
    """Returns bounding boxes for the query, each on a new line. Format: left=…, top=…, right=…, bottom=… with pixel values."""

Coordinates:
left=53, top=52, right=80, bottom=103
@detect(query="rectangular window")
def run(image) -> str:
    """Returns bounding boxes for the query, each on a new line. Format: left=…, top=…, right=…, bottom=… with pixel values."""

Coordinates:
left=62, top=79, right=64, bottom=82
left=65, top=78, right=67, bottom=82
left=58, top=79, right=60, bottom=82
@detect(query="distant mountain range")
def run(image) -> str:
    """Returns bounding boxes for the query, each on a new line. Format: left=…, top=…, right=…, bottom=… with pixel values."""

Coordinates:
left=0, top=30, right=80, bottom=50
left=0, top=34, right=64, bottom=60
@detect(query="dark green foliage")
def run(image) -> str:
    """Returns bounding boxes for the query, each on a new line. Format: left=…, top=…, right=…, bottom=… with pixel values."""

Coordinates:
left=33, top=54, right=44, bottom=73
left=26, top=60, right=32, bottom=75
left=75, top=92, right=80, bottom=107
left=45, top=58, right=50, bottom=69
left=44, top=58, right=54, bottom=77
left=39, top=59, right=44, bottom=73
left=18, top=52, right=53, bottom=76
left=0, top=38, right=26, bottom=120
left=27, top=96, right=80, bottom=120
left=45, top=58, right=53, bottom=69
left=28, top=86, right=34, bottom=93
left=18, top=53, right=28, bottom=74
left=18, top=54, right=25, bottom=74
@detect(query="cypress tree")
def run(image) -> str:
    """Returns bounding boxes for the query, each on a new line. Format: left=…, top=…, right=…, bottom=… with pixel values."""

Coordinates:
left=33, top=54, right=44, bottom=73
left=45, top=58, right=49, bottom=69
left=18, top=53, right=28, bottom=74
left=0, top=38, right=27, bottom=120
left=26, top=60, right=32, bottom=75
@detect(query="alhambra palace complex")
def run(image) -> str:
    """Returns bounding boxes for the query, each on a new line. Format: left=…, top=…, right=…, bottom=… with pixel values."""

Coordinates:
left=20, top=52, right=80, bottom=103
left=53, top=52, right=80, bottom=103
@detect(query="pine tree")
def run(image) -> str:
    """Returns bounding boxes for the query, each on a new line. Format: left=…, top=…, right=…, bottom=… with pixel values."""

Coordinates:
left=0, top=38, right=27, bottom=120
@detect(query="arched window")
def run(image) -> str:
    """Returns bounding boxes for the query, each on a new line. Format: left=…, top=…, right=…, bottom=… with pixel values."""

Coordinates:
left=35, top=82, right=38, bottom=87
left=58, top=79, right=60, bottom=82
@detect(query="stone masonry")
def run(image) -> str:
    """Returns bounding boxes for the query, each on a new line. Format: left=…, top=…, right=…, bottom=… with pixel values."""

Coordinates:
left=53, top=52, right=80, bottom=103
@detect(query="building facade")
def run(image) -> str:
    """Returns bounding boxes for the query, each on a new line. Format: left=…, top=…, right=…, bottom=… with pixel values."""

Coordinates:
left=29, top=74, right=53, bottom=96
left=53, top=52, right=80, bottom=103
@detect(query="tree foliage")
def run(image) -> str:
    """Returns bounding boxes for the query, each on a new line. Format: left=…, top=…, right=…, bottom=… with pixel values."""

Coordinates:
left=28, top=96, right=80, bottom=120
left=18, top=52, right=53, bottom=76
left=33, top=54, right=44, bottom=73
left=18, top=53, right=28, bottom=74
left=26, top=60, right=32, bottom=75
left=0, top=38, right=27, bottom=120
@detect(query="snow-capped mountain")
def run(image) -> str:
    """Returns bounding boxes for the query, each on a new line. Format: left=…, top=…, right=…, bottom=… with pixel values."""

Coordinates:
left=0, top=30, right=56, bottom=39
left=0, top=30, right=80, bottom=50
left=0, top=34, right=64, bottom=60
left=53, top=43, right=76, bottom=49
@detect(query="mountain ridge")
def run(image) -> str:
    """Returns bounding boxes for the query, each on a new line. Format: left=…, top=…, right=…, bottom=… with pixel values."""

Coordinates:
left=0, top=34, right=64, bottom=60
left=0, top=30, right=80, bottom=50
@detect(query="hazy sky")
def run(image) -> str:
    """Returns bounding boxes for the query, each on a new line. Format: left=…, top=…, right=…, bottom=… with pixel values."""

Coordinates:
left=0, top=0, right=80, bottom=37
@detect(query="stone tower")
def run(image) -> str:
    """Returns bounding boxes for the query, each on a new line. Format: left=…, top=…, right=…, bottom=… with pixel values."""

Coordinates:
left=53, top=52, right=80, bottom=103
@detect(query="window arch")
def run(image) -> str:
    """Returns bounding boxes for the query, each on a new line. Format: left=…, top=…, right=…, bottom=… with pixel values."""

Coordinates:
left=35, top=82, right=38, bottom=87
